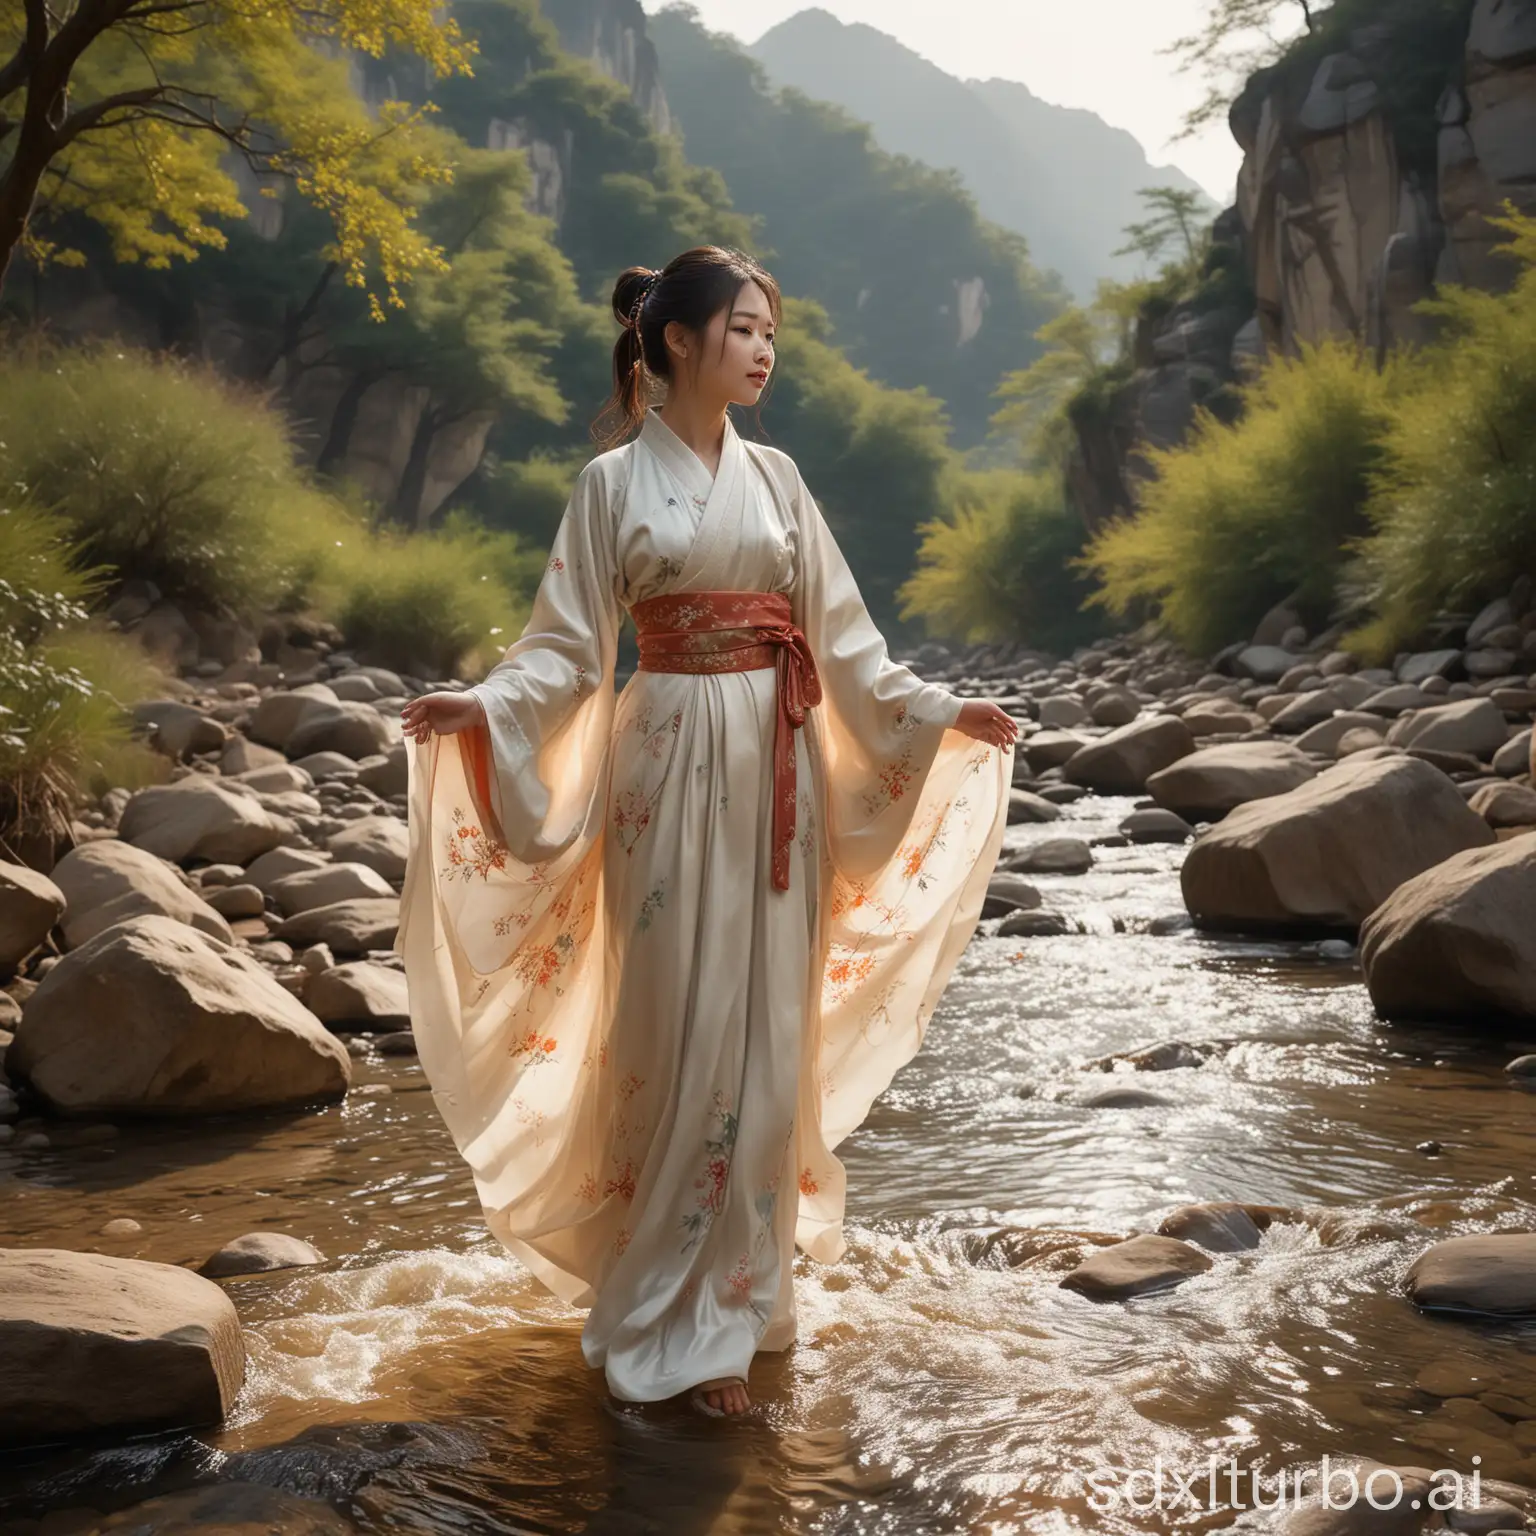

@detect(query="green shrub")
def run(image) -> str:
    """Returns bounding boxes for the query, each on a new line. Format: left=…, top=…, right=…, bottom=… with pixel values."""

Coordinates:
left=0, top=500, right=164, bottom=852
left=0, top=339, right=353, bottom=618
left=310, top=507, right=538, bottom=679
left=1346, top=210, right=1536, bottom=657
left=898, top=470, right=1100, bottom=653
left=1083, top=339, right=1406, bottom=655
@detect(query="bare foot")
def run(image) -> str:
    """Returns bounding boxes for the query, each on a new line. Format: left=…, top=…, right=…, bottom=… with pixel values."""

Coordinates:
left=691, top=1375, right=751, bottom=1416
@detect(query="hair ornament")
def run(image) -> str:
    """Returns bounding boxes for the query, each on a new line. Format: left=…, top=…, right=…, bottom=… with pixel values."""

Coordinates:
left=628, top=268, right=659, bottom=332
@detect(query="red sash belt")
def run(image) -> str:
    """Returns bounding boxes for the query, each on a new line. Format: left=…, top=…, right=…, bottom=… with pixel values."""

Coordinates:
left=629, top=589, right=821, bottom=891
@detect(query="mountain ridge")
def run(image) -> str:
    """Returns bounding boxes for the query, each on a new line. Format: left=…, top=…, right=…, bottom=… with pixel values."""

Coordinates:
left=747, top=7, right=1216, bottom=297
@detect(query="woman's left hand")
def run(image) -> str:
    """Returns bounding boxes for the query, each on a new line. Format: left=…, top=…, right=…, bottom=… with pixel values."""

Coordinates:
left=951, top=700, right=1021, bottom=750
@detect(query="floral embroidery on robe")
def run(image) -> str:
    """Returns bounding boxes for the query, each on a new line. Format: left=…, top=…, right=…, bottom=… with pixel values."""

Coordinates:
left=397, top=406, right=1011, bottom=1403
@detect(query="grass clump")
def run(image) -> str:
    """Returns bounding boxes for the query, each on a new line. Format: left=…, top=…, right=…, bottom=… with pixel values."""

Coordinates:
left=1082, top=339, right=1406, bottom=654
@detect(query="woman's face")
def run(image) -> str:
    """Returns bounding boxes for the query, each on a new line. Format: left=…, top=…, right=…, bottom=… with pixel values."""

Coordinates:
left=666, top=279, right=775, bottom=408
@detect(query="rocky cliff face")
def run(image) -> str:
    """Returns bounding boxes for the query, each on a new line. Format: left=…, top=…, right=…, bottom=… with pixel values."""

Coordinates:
left=1068, top=0, right=1536, bottom=529
left=1235, top=0, right=1536, bottom=360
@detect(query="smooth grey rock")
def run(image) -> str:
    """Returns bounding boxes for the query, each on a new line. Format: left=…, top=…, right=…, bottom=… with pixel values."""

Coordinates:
left=0, top=1248, right=244, bottom=1446
left=200, top=1232, right=325, bottom=1278
left=10, top=915, right=350, bottom=1114
left=1059, top=1233, right=1213, bottom=1300
left=49, top=840, right=232, bottom=949
left=1182, top=755, right=1495, bottom=935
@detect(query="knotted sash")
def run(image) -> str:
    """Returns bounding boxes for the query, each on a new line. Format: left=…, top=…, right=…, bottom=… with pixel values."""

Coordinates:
left=629, top=590, right=822, bottom=891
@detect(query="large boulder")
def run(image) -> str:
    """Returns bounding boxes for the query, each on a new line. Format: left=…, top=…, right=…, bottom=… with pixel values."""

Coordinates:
left=130, top=698, right=228, bottom=759
left=1180, top=754, right=1495, bottom=936
left=0, top=1248, right=244, bottom=1446
left=1405, top=1233, right=1536, bottom=1316
left=1359, top=836, right=1536, bottom=1022
left=1468, top=781, right=1536, bottom=829
left=1063, top=715, right=1195, bottom=793
left=49, top=840, right=233, bottom=949
left=10, top=914, right=350, bottom=1114
left=118, top=776, right=292, bottom=865
left=0, top=861, right=65, bottom=971
left=1146, top=741, right=1316, bottom=822
left=1385, top=696, right=1511, bottom=760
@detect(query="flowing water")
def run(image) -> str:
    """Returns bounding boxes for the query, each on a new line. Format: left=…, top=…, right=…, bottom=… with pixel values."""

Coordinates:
left=6, top=793, right=1536, bottom=1534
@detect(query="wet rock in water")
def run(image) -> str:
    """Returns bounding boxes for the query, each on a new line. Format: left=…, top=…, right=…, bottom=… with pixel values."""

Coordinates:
left=1038, top=696, right=1089, bottom=729
left=1119, top=808, right=1194, bottom=844
left=85, top=1483, right=352, bottom=1534
left=1007, top=788, right=1062, bottom=825
left=1010, top=837, right=1093, bottom=875
left=268, top=861, right=395, bottom=916
left=1157, top=1201, right=1273, bottom=1252
left=0, top=861, right=64, bottom=972
left=1493, top=728, right=1532, bottom=777
left=997, top=910, right=1071, bottom=938
left=1293, top=711, right=1388, bottom=756
left=100, top=1217, right=143, bottom=1237
left=0, top=1248, right=245, bottom=1447
left=1271, top=1458, right=1447, bottom=1535
left=1059, top=1233, right=1213, bottom=1299
left=200, top=1231, right=326, bottom=1278
left=981, top=873, right=1044, bottom=918
left=1359, top=837, right=1536, bottom=1023
left=1085, top=1039, right=1215, bottom=1071
left=1147, top=912, right=1194, bottom=936
left=1505, top=1055, right=1536, bottom=1079
left=954, top=1225, right=1124, bottom=1272
left=1405, top=1233, right=1536, bottom=1317
left=272, top=897, right=400, bottom=956
left=117, top=776, right=292, bottom=865
left=1469, top=781, right=1536, bottom=828
left=1146, top=740, right=1316, bottom=821
left=1386, top=697, right=1511, bottom=760
left=1081, top=1085, right=1168, bottom=1108
left=306, top=960, right=410, bottom=1029
left=1037, top=783, right=1088, bottom=805
left=50, top=840, right=233, bottom=949
left=10, top=914, right=350, bottom=1114
left=1181, top=755, right=1495, bottom=937
left=327, top=814, right=410, bottom=881
left=1022, top=729, right=1088, bottom=771
left=375, top=1029, right=418, bottom=1056
left=1064, top=714, right=1195, bottom=793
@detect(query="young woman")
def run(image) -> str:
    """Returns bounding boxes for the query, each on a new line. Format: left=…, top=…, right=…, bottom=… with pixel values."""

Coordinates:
left=397, top=246, right=1018, bottom=1419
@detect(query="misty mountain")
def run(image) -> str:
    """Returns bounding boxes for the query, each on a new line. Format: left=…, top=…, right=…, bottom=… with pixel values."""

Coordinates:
left=747, top=7, right=1218, bottom=299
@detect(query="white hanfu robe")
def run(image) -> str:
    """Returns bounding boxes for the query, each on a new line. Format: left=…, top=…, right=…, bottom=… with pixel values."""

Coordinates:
left=397, top=406, right=1011, bottom=1402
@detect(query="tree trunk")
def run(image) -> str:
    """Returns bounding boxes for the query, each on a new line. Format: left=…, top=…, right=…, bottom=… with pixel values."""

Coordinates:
left=391, top=405, right=439, bottom=530
left=316, top=369, right=380, bottom=479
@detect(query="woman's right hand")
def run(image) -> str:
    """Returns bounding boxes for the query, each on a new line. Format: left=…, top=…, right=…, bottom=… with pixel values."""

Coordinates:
left=400, top=691, right=486, bottom=745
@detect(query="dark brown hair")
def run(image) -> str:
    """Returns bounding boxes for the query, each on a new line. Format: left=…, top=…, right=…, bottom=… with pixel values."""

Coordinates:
left=590, top=245, right=782, bottom=450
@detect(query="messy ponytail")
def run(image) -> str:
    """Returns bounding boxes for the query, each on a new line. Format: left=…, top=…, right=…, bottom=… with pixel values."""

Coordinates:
left=591, top=245, right=781, bottom=450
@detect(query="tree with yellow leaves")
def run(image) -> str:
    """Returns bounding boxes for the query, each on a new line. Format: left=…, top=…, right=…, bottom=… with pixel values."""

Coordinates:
left=0, top=0, right=476, bottom=314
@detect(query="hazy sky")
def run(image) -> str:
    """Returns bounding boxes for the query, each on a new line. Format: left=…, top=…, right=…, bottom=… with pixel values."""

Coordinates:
left=643, top=0, right=1252, bottom=203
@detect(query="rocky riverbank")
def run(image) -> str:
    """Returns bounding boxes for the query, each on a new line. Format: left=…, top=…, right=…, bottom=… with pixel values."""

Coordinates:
left=3, top=589, right=1536, bottom=1531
